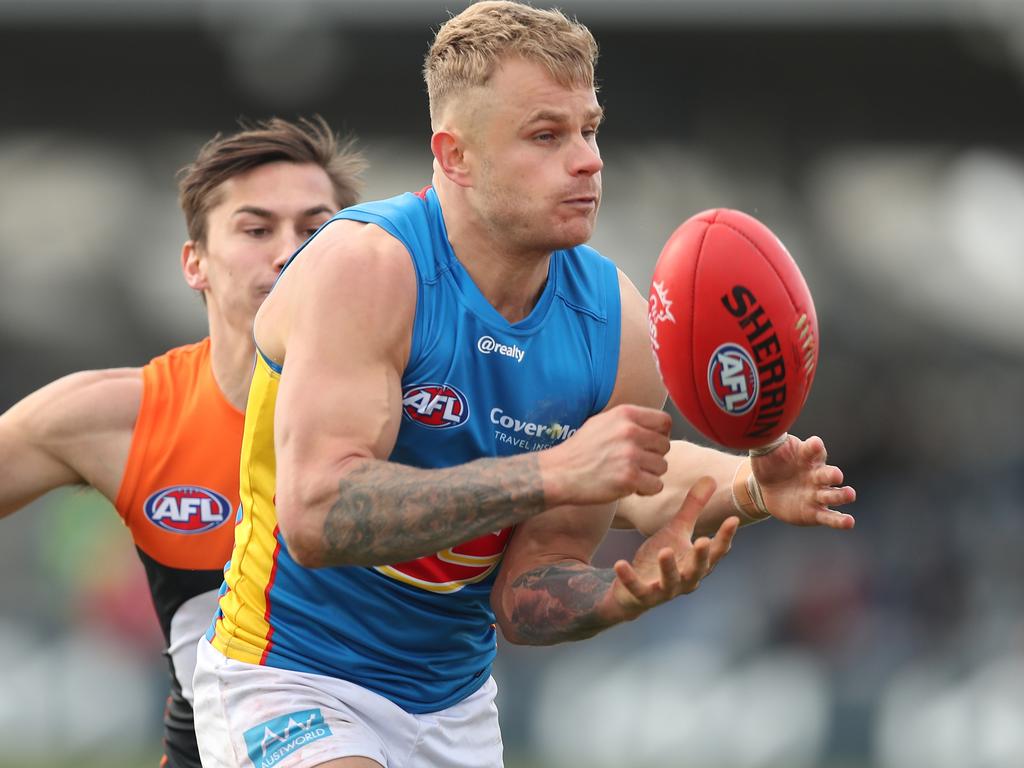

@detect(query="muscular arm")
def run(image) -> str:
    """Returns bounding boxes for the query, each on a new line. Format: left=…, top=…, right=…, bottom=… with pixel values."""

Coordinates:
left=495, top=482, right=732, bottom=646
left=492, top=270, right=736, bottom=645
left=261, top=225, right=669, bottom=568
left=614, top=440, right=760, bottom=537
left=494, top=501, right=623, bottom=645
left=505, top=562, right=618, bottom=641
left=0, top=369, right=140, bottom=517
left=320, top=454, right=545, bottom=567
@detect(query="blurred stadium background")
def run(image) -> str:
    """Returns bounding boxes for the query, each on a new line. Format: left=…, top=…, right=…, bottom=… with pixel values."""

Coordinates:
left=2, top=0, right=1024, bottom=766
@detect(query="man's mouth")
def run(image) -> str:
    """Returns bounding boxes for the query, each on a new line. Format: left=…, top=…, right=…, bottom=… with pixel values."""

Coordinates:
left=563, top=195, right=598, bottom=208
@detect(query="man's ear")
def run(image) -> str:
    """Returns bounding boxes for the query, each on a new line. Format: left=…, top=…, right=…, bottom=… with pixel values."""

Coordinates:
left=181, top=240, right=209, bottom=292
left=431, top=130, right=474, bottom=188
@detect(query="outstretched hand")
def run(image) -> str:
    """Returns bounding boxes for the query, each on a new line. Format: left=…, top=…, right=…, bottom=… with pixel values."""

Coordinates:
left=750, top=434, right=856, bottom=529
left=611, top=476, right=739, bottom=620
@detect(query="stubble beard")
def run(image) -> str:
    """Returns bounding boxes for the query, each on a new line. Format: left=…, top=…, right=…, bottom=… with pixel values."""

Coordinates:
left=480, top=183, right=597, bottom=256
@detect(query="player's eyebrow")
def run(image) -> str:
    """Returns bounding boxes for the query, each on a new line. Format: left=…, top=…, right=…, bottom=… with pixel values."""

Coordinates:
left=232, top=206, right=274, bottom=219
left=232, top=205, right=334, bottom=219
left=300, top=205, right=335, bottom=218
left=521, top=105, right=605, bottom=129
left=585, top=106, right=605, bottom=125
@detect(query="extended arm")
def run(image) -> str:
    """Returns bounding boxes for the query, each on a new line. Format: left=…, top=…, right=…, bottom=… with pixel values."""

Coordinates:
left=614, top=440, right=755, bottom=536
left=316, top=401, right=675, bottom=568
left=614, top=436, right=857, bottom=537
left=262, top=224, right=674, bottom=568
left=493, top=477, right=737, bottom=645
left=491, top=269, right=739, bottom=645
left=0, top=369, right=140, bottom=517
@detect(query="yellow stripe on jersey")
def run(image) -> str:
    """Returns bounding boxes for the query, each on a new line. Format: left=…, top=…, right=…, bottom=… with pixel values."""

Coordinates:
left=211, top=354, right=282, bottom=664
left=436, top=548, right=505, bottom=567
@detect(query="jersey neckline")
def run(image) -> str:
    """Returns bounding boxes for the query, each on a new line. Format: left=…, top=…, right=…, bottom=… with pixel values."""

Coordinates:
left=426, top=186, right=559, bottom=335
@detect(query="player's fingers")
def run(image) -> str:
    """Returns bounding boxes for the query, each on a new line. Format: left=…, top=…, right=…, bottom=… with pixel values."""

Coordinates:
left=635, top=450, right=669, bottom=477
left=627, top=406, right=674, bottom=436
left=657, top=547, right=681, bottom=594
left=642, top=434, right=672, bottom=460
left=815, top=509, right=856, bottom=530
left=680, top=537, right=711, bottom=584
left=665, top=476, right=717, bottom=538
left=620, top=415, right=671, bottom=452
left=632, top=471, right=665, bottom=497
left=614, top=559, right=652, bottom=600
left=801, top=435, right=827, bottom=467
left=707, top=517, right=739, bottom=569
left=815, top=464, right=844, bottom=487
left=816, top=486, right=855, bottom=507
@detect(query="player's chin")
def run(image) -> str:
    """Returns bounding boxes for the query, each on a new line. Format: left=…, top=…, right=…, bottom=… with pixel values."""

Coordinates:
left=550, top=217, right=596, bottom=249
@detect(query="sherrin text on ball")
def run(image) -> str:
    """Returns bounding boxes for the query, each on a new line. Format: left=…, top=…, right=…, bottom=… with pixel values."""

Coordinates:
left=648, top=208, right=818, bottom=450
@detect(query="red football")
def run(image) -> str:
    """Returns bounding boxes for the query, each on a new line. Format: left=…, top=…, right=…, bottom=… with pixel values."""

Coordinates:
left=648, top=208, right=819, bottom=450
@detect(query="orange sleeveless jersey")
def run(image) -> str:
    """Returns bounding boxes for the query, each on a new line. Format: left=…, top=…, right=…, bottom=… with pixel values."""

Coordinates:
left=112, top=337, right=244, bottom=768
left=115, top=338, right=242, bottom=570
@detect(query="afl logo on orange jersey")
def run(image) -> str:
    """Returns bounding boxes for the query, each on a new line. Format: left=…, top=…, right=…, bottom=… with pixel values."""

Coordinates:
left=402, top=383, right=470, bottom=429
left=144, top=485, right=231, bottom=534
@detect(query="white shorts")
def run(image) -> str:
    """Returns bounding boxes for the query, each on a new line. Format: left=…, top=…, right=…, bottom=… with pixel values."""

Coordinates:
left=193, top=639, right=503, bottom=768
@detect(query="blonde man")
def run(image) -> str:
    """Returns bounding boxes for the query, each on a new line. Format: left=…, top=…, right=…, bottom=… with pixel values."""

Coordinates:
left=0, top=116, right=364, bottom=768
left=194, top=4, right=855, bottom=767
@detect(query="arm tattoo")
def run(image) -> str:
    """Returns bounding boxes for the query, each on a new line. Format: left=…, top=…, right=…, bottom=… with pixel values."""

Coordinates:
left=322, top=455, right=544, bottom=567
left=507, top=562, right=617, bottom=645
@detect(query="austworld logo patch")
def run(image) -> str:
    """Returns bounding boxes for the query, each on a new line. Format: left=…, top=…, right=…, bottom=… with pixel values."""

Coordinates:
left=707, top=343, right=759, bottom=415
left=143, top=485, right=231, bottom=534
left=402, top=383, right=470, bottom=429
left=243, top=708, right=332, bottom=768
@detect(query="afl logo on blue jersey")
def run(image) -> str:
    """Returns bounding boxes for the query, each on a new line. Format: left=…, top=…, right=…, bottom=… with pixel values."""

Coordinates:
left=708, top=343, right=759, bottom=416
left=144, top=486, right=231, bottom=534
left=402, top=383, right=470, bottom=429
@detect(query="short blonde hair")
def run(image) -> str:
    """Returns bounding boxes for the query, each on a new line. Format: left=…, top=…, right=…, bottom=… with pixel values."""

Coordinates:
left=424, top=1, right=598, bottom=123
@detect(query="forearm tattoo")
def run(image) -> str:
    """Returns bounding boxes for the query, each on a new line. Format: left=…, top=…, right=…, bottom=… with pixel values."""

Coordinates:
left=507, top=562, right=617, bottom=645
left=322, top=455, right=545, bottom=567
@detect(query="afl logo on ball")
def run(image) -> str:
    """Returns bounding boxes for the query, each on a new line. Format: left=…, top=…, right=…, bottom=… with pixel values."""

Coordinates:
left=402, top=383, right=470, bottom=429
left=708, top=343, right=759, bottom=416
left=144, top=486, right=231, bottom=534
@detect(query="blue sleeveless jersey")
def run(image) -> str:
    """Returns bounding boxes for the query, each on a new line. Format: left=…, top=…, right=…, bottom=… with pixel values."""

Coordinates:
left=210, top=187, right=621, bottom=714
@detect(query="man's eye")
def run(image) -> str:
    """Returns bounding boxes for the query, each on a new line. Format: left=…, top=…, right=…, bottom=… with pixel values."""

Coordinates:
left=245, top=228, right=269, bottom=237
